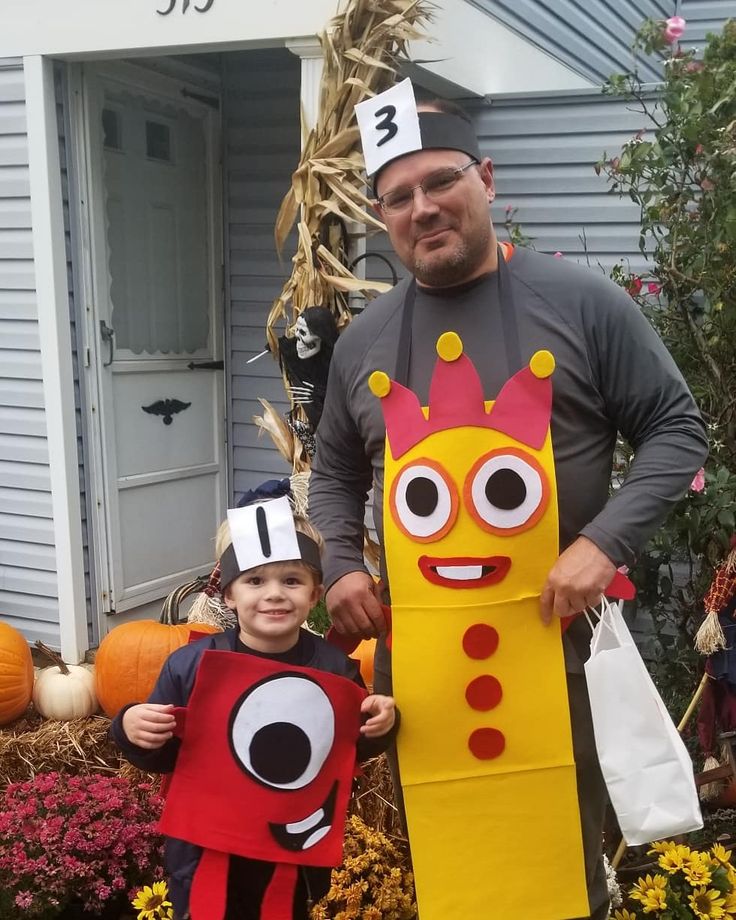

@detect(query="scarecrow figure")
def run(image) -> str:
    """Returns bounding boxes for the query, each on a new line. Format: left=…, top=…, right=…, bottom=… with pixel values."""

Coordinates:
left=696, top=537, right=736, bottom=800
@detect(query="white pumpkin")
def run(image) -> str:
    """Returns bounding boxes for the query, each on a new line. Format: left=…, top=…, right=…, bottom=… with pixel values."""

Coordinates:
left=32, top=642, right=98, bottom=720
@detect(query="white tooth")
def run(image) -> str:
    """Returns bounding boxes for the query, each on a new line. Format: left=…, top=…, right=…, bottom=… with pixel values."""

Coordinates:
left=286, top=808, right=324, bottom=835
left=436, top=565, right=482, bottom=580
left=303, top=826, right=331, bottom=849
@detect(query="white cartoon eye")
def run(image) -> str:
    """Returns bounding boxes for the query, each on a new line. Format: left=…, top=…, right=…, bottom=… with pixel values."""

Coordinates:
left=390, top=460, right=458, bottom=542
left=229, top=674, right=334, bottom=789
left=467, top=451, right=548, bottom=533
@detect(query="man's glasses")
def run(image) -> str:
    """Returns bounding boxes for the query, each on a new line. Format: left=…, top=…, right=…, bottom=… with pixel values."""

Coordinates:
left=376, top=161, right=479, bottom=214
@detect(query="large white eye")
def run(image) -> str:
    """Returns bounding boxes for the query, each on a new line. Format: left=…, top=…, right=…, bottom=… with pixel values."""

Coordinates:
left=390, top=460, right=457, bottom=542
left=467, top=450, right=548, bottom=533
left=229, top=673, right=334, bottom=789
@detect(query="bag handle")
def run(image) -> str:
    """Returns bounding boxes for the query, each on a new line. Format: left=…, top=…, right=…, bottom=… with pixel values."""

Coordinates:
left=160, top=576, right=209, bottom=626
left=584, top=596, right=624, bottom=639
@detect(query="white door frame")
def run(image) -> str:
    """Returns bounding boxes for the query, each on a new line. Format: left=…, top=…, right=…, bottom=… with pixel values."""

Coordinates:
left=66, top=58, right=225, bottom=634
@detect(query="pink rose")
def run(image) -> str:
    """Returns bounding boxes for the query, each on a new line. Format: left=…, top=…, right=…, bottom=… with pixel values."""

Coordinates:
left=553, top=251, right=563, bottom=258
left=664, top=16, right=686, bottom=43
left=647, top=282, right=661, bottom=295
left=626, top=276, right=643, bottom=296
left=690, top=467, right=705, bottom=492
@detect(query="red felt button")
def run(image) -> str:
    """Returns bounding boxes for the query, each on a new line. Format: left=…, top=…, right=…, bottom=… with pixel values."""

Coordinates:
left=468, top=727, right=505, bottom=760
left=465, top=675, right=503, bottom=711
left=462, top=624, right=499, bottom=659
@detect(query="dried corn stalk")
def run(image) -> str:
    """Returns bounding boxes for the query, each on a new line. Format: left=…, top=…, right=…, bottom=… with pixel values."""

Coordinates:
left=266, top=0, right=432, bottom=357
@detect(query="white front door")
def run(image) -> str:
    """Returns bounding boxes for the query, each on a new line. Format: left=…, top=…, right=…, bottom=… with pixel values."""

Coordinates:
left=82, top=64, right=225, bottom=617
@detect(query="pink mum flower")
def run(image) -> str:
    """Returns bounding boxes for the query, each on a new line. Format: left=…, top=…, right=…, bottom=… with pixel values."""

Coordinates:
left=664, top=16, right=686, bottom=43
left=690, top=467, right=705, bottom=492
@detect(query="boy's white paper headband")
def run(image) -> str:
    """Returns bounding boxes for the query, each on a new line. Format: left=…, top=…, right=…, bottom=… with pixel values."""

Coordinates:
left=219, top=496, right=321, bottom=591
left=354, top=78, right=481, bottom=184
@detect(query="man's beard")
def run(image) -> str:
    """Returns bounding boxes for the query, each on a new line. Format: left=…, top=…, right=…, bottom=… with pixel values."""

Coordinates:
left=411, top=222, right=492, bottom=288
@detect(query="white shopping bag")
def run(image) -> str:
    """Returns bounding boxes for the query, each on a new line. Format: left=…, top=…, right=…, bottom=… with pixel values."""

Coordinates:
left=584, top=598, right=702, bottom=846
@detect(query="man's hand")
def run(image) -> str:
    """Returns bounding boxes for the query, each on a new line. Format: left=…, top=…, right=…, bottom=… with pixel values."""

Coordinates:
left=360, top=694, right=396, bottom=737
left=122, top=703, right=176, bottom=749
left=325, top=571, right=386, bottom=639
left=540, top=536, right=617, bottom=625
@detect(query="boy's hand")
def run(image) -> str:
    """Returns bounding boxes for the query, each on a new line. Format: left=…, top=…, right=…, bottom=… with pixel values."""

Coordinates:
left=122, top=703, right=177, bottom=749
left=359, top=694, right=396, bottom=738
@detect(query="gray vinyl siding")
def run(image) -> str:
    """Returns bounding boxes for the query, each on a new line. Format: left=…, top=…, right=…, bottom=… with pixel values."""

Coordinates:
left=224, top=49, right=301, bottom=499
left=470, top=0, right=673, bottom=84
left=0, top=60, right=61, bottom=646
left=680, top=0, right=736, bottom=51
left=468, top=90, right=652, bottom=275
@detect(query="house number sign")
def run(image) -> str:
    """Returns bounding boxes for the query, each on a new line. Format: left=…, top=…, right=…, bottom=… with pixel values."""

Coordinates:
left=158, top=0, right=215, bottom=15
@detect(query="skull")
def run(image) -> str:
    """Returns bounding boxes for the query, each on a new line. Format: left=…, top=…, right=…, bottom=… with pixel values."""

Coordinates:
left=295, top=315, right=321, bottom=360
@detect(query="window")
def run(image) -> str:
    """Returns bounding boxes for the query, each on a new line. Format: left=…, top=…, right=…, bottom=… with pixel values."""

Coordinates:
left=102, top=108, right=122, bottom=150
left=146, top=120, right=171, bottom=162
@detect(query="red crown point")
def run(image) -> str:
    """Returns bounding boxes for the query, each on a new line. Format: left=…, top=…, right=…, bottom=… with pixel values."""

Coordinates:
left=370, top=337, right=556, bottom=459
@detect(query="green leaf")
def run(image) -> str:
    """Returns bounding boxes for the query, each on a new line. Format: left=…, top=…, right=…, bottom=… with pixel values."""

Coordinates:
left=717, top=509, right=735, bottom=529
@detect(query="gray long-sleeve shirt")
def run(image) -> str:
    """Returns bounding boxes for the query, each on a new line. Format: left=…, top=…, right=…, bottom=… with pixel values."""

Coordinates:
left=309, top=246, right=707, bottom=633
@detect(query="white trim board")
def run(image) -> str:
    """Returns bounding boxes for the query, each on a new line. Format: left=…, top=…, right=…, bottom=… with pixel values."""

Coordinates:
left=3, top=0, right=593, bottom=95
left=24, top=54, right=88, bottom=663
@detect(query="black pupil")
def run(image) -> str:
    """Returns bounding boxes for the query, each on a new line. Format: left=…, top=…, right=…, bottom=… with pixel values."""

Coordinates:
left=485, top=469, right=527, bottom=510
left=406, top=477, right=439, bottom=517
left=251, top=722, right=311, bottom=785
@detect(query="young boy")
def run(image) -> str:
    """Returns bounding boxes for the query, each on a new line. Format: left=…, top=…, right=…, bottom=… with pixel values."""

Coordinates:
left=111, top=497, right=397, bottom=920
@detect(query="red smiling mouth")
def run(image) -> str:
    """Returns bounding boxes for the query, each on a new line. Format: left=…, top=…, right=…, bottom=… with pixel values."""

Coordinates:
left=418, top=556, right=511, bottom=588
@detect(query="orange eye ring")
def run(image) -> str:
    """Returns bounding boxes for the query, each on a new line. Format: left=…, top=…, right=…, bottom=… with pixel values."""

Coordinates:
left=389, top=457, right=459, bottom=543
left=464, top=447, right=550, bottom=536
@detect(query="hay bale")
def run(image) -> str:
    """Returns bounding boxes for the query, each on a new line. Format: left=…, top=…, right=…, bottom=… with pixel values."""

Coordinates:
left=0, top=709, right=155, bottom=787
left=350, top=754, right=407, bottom=847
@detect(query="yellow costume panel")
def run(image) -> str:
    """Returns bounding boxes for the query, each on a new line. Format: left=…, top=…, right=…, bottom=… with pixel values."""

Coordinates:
left=370, top=334, right=588, bottom=919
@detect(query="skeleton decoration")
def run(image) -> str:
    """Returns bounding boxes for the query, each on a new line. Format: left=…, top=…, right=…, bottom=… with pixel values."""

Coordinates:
left=294, top=315, right=322, bottom=359
left=277, top=307, right=340, bottom=448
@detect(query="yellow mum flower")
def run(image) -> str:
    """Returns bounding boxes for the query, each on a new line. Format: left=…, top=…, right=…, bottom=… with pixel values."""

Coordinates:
left=723, top=889, right=736, bottom=914
left=649, top=840, right=676, bottom=855
left=630, top=874, right=668, bottom=913
left=688, top=885, right=727, bottom=920
left=684, top=853, right=714, bottom=888
left=712, top=844, right=734, bottom=866
left=658, top=843, right=693, bottom=873
left=131, top=881, right=173, bottom=920
left=613, top=910, right=639, bottom=920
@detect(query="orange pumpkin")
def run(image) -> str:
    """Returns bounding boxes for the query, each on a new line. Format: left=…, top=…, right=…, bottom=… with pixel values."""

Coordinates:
left=353, top=638, right=377, bottom=689
left=0, top=622, right=34, bottom=725
left=94, top=583, right=221, bottom=718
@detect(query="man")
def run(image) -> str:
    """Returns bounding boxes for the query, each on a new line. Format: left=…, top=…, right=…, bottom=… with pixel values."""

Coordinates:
left=309, top=88, right=708, bottom=919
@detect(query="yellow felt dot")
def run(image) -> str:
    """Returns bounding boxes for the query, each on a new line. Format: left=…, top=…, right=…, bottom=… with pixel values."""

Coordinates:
left=437, top=331, right=463, bottom=362
left=530, top=349, right=555, bottom=379
left=368, top=370, right=391, bottom=398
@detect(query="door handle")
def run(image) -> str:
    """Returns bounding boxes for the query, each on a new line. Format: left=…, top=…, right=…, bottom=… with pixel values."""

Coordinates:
left=187, top=360, right=224, bottom=370
left=99, top=321, right=115, bottom=367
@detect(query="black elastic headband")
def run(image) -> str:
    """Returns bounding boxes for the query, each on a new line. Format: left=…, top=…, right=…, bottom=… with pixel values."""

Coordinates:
left=219, top=531, right=322, bottom=593
left=373, top=111, right=482, bottom=193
